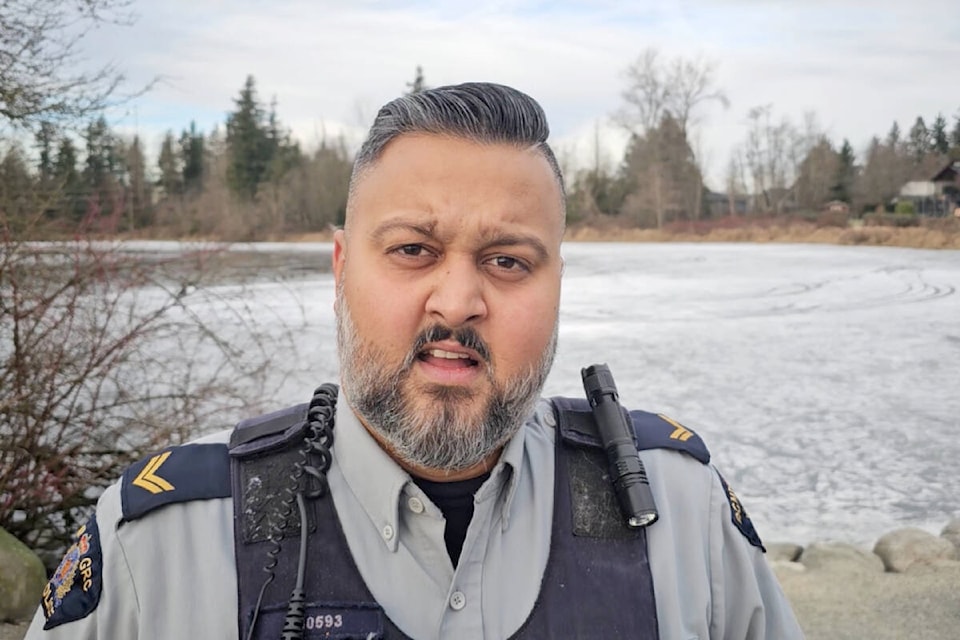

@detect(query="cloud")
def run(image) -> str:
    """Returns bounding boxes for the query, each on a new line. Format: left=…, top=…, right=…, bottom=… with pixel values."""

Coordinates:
left=74, top=0, right=959, bottom=187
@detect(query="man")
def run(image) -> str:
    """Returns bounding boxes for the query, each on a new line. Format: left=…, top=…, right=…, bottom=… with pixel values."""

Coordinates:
left=27, top=82, right=803, bottom=639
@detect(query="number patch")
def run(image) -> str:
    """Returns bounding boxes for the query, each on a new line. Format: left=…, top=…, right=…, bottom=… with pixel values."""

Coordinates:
left=305, top=613, right=343, bottom=630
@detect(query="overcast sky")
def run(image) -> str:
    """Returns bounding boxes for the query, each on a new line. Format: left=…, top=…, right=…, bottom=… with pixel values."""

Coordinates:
left=83, top=0, right=960, bottom=188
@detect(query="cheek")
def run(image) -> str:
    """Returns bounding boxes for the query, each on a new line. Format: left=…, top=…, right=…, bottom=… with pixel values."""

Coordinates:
left=491, top=286, right=559, bottom=369
left=343, top=267, right=425, bottom=354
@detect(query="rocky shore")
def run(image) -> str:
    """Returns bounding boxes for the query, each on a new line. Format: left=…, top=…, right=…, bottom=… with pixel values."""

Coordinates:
left=3, top=521, right=959, bottom=639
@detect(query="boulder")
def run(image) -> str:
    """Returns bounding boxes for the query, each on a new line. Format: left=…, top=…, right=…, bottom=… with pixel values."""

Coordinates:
left=799, top=542, right=884, bottom=574
left=0, top=527, right=46, bottom=622
left=941, top=519, right=960, bottom=555
left=873, top=527, right=958, bottom=573
left=766, top=542, right=803, bottom=563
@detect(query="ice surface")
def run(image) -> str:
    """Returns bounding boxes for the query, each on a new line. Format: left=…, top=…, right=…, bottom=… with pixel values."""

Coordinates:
left=159, top=241, right=960, bottom=547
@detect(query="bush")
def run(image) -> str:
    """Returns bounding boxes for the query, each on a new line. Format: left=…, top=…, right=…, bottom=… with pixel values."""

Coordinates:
left=0, top=231, right=299, bottom=566
left=894, top=201, right=916, bottom=215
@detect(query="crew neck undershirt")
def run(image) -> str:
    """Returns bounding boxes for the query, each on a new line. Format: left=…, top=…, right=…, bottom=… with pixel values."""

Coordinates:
left=412, top=471, right=491, bottom=567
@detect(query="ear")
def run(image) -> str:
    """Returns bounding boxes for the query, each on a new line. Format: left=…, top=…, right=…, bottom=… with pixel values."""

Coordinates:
left=333, top=229, right=346, bottom=286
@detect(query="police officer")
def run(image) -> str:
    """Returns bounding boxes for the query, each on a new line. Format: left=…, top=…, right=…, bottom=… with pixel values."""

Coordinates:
left=26, top=82, right=804, bottom=639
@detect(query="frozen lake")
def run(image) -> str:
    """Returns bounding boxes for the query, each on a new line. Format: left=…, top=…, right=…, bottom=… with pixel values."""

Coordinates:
left=174, top=241, right=960, bottom=547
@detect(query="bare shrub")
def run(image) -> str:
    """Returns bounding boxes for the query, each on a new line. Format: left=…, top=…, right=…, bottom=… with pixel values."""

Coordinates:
left=0, top=231, right=300, bottom=566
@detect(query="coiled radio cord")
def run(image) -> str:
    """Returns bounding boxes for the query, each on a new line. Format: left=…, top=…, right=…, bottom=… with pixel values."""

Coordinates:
left=245, top=383, right=338, bottom=640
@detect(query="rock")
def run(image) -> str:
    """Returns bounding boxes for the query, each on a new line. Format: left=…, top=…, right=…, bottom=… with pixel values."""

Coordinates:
left=873, top=527, right=958, bottom=573
left=799, top=542, right=884, bottom=574
left=0, top=528, right=46, bottom=622
left=941, top=519, right=960, bottom=555
left=766, top=542, right=803, bottom=562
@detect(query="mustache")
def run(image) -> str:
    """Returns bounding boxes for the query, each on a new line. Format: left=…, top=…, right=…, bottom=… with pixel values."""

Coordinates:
left=405, top=324, right=491, bottom=367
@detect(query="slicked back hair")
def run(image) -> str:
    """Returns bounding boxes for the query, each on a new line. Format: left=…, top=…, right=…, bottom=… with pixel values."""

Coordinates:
left=347, top=82, right=565, bottom=222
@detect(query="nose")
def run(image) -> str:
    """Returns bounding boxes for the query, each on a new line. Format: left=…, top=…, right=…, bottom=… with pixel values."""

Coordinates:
left=424, top=256, right=487, bottom=327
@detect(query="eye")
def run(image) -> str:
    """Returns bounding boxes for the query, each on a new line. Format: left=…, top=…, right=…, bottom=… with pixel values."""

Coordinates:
left=397, top=244, right=425, bottom=257
left=484, top=254, right=530, bottom=275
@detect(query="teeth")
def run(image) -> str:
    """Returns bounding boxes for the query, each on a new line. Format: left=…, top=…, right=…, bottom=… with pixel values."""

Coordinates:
left=427, top=349, right=471, bottom=360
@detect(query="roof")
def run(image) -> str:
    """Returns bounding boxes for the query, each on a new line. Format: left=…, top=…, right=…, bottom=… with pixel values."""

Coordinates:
left=931, top=161, right=959, bottom=183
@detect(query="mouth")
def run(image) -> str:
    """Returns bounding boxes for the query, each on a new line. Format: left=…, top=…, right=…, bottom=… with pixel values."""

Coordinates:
left=417, top=346, right=482, bottom=370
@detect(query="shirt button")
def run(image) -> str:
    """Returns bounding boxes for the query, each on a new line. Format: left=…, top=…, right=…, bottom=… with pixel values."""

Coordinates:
left=449, top=591, right=466, bottom=611
left=382, top=524, right=394, bottom=541
left=408, top=497, right=425, bottom=514
left=543, top=408, right=557, bottom=427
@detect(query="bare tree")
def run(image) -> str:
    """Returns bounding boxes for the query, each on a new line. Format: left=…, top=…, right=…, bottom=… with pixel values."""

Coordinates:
left=0, top=0, right=147, bottom=132
left=615, top=49, right=727, bottom=227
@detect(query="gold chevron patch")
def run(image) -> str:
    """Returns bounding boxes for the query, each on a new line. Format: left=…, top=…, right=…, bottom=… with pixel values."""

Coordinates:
left=132, top=451, right=176, bottom=494
left=658, top=414, right=694, bottom=442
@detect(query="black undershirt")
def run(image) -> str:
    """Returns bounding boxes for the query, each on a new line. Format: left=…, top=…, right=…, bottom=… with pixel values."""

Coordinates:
left=412, top=471, right=491, bottom=567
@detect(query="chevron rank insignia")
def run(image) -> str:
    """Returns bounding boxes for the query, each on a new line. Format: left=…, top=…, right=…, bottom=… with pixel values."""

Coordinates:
left=121, top=443, right=231, bottom=522
left=42, top=515, right=103, bottom=629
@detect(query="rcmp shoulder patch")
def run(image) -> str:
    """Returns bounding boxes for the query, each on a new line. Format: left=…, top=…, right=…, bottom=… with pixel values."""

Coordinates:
left=716, top=473, right=766, bottom=552
left=121, top=443, right=231, bottom=522
left=42, top=515, right=103, bottom=629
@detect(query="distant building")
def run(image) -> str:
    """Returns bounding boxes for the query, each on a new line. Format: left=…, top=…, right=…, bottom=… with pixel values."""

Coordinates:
left=896, top=162, right=960, bottom=216
left=704, top=190, right=749, bottom=218
left=822, top=200, right=850, bottom=214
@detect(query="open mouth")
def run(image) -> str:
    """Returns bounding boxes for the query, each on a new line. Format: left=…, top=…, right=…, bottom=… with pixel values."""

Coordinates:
left=418, top=348, right=480, bottom=368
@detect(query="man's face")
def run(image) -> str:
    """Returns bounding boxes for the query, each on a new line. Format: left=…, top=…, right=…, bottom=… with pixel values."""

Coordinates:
left=333, top=133, right=564, bottom=476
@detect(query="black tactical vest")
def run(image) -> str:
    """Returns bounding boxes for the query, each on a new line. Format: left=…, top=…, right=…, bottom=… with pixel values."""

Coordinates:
left=229, top=397, right=675, bottom=639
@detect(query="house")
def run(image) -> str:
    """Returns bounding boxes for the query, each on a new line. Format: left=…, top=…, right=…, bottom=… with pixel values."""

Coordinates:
left=822, top=200, right=850, bottom=214
left=896, top=162, right=960, bottom=216
left=704, top=190, right=749, bottom=218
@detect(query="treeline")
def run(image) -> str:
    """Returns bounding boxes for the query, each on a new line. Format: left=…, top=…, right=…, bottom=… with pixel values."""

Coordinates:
left=3, top=62, right=960, bottom=239
left=566, top=50, right=960, bottom=227
left=2, top=75, right=352, bottom=240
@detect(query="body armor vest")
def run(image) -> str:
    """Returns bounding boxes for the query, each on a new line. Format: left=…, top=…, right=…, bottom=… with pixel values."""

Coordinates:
left=229, top=396, right=661, bottom=639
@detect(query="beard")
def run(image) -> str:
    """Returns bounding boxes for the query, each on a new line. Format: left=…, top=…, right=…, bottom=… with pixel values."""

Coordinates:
left=335, top=282, right=557, bottom=472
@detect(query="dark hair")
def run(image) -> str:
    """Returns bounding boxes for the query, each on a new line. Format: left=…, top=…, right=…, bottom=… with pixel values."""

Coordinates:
left=350, top=82, right=565, bottom=201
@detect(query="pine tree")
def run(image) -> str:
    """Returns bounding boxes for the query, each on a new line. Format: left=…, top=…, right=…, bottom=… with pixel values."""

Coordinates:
left=157, top=131, right=182, bottom=197
left=950, top=111, right=960, bottom=150
left=832, top=138, right=856, bottom=203
left=226, top=75, right=271, bottom=199
left=53, top=137, right=85, bottom=221
left=885, top=121, right=901, bottom=148
left=907, top=116, right=929, bottom=163
left=179, top=121, right=205, bottom=192
left=931, top=114, right=950, bottom=155
left=406, top=66, right=428, bottom=94
left=125, top=135, right=152, bottom=229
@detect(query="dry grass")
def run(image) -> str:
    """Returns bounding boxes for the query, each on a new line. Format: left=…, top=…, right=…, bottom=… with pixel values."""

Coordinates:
left=564, top=219, right=960, bottom=250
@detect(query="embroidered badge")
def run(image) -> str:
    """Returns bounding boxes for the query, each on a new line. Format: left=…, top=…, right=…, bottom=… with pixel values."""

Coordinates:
left=717, top=473, right=766, bottom=552
left=42, top=515, right=103, bottom=630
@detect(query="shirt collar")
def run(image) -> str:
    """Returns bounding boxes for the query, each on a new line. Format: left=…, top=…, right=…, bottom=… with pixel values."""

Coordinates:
left=332, top=391, right=537, bottom=547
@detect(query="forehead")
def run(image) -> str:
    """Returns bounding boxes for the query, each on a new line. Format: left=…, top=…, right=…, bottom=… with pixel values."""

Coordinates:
left=346, top=134, right=564, bottom=236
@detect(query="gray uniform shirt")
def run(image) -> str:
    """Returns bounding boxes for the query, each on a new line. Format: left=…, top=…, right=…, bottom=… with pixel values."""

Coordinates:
left=26, top=395, right=804, bottom=639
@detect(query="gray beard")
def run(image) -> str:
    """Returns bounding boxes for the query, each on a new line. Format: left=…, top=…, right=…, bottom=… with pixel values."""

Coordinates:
left=335, top=283, right=557, bottom=472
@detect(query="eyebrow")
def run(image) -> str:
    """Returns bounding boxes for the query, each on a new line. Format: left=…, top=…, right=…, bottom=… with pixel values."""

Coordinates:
left=478, top=232, right=550, bottom=264
left=370, top=217, right=551, bottom=263
left=369, top=218, right=438, bottom=243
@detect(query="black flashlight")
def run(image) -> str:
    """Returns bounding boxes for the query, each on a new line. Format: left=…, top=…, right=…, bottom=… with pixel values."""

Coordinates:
left=581, top=363, right=659, bottom=528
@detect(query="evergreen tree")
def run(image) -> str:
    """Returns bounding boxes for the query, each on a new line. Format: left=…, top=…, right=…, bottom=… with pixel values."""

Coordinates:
left=885, top=121, right=901, bottom=148
left=931, top=114, right=950, bottom=155
left=832, top=138, right=856, bottom=203
left=179, top=121, right=205, bottom=192
left=35, top=122, right=56, bottom=184
left=226, top=75, right=271, bottom=199
left=907, top=116, right=930, bottom=162
left=406, top=66, right=428, bottom=94
left=53, top=137, right=85, bottom=221
left=83, top=117, right=112, bottom=194
left=950, top=111, right=960, bottom=150
left=157, top=131, right=182, bottom=197
left=125, top=135, right=152, bottom=229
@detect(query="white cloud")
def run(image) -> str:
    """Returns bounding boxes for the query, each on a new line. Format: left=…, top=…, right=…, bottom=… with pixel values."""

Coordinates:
left=72, top=0, right=959, bottom=188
